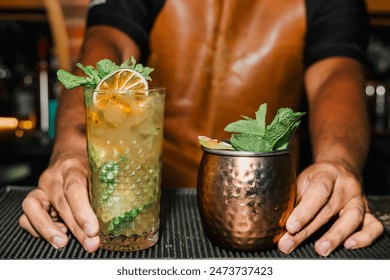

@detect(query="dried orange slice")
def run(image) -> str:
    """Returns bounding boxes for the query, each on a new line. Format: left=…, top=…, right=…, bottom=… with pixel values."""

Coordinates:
left=93, top=68, right=148, bottom=107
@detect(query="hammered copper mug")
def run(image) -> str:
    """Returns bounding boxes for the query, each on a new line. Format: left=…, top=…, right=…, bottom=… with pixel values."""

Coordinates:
left=197, top=147, right=296, bottom=251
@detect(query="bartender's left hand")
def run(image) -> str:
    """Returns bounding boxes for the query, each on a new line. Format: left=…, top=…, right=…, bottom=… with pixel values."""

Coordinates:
left=277, top=161, right=384, bottom=256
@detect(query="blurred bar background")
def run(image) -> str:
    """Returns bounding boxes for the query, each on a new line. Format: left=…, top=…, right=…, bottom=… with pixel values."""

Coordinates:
left=0, top=0, right=389, bottom=194
left=0, top=0, right=87, bottom=186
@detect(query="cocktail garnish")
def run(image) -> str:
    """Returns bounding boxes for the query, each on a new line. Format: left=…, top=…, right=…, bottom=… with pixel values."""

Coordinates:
left=56, top=56, right=153, bottom=90
left=198, top=136, right=234, bottom=150
left=107, top=203, right=153, bottom=233
left=198, top=103, right=305, bottom=152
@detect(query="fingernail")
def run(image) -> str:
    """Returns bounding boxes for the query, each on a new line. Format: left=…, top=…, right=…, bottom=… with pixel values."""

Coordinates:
left=83, top=238, right=98, bottom=252
left=84, top=223, right=94, bottom=236
left=279, top=238, right=294, bottom=254
left=53, top=236, right=65, bottom=249
left=288, top=220, right=301, bottom=233
left=59, top=226, right=68, bottom=234
left=345, top=239, right=357, bottom=249
left=317, top=240, right=331, bottom=256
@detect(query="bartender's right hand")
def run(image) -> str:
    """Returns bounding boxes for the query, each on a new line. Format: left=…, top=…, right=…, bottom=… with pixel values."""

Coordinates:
left=18, top=154, right=100, bottom=252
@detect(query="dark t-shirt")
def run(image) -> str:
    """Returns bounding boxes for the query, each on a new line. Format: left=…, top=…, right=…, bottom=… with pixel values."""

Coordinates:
left=86, top=0, right=369, bottom=67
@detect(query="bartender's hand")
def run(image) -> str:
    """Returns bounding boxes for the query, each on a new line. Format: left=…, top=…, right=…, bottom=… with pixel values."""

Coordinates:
left=278, top=161, right=384, bottom=256
left=18, top=154, right=100, bottom=252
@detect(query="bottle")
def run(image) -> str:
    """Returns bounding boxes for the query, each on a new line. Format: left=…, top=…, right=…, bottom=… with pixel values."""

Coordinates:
left=37, top=36, right=50, bottom=135
left=13, top=73, right=36, bottom=130
left=0, top=58, right=12, bottom=115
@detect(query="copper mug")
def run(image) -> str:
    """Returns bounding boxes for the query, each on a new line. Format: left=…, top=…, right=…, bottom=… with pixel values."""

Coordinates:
left=197, top=147, right=296, bottom=251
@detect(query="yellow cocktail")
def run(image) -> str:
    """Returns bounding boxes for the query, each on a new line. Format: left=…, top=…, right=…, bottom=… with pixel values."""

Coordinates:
left=85, top=87, right=165, bottom=251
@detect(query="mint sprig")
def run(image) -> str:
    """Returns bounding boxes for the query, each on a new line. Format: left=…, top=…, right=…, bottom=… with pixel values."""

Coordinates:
left=100, top=161, right=120, bottom=184
left=56, top=57, right=154, bottom=90
left=223, top=103, right=305, bottom=152
left=98, top=161, right=120, bottom=201
left=107, top=203, right=153, bottom=233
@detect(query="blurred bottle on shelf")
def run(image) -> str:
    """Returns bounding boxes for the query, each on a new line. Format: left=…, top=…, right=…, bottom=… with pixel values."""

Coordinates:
left=0, top=58, right=12, bottom=116
left=374, top=84, right=389, bottom=133
left=13, top=73, right=36, bottom=132
left=36, top=36, right=60, bottom=142
left=48, top=45, right=60, bottom=140
left=366, top=82, right=389, bottom=135
left=37, top=36, right=50, bottom=138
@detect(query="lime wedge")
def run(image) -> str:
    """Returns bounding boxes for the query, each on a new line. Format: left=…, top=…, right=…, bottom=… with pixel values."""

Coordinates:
left=198, top=136, right=234, bottom=150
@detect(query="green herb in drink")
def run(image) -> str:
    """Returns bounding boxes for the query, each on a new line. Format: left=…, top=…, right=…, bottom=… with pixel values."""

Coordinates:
left=99, top=161, right=120, bottom=184
left=108, top=203, right=153, bottom=233
left=199, top=103, right=305, bottom=152
left=98, top=161, right=120, bottom=202
left=56, top=57, right=154, bottom=90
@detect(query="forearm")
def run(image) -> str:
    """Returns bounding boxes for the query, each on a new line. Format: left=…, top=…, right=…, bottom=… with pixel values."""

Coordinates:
left=50, top=86, right=86, bottom=162
left=51, top=26, right=140, bottom=162
left=305, top=58, right=370, bottom=179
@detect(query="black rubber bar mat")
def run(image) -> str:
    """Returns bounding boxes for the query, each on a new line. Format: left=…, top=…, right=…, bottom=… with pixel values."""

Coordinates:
left=1, top=186, right=390, bottom=259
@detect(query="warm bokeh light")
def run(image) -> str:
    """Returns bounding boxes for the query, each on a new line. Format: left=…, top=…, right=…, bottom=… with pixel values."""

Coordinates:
left=18, top=120, right=34, bottom=130
left=0, top=117, right=18, bottom=130
left=0, top=117, right=35, bottom=134
left=15, top=129, right=24, bottom=137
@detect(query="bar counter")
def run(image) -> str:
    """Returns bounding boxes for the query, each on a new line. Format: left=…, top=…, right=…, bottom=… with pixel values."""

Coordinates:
left=1, top=185, right=390, bottom=259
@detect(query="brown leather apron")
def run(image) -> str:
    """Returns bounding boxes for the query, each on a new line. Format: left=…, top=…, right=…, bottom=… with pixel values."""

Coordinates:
left=147, top=0, right=306, bottom=188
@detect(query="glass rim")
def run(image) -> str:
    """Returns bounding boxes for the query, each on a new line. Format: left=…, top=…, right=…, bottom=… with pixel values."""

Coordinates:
left=201, top=146, right=291, bottom=157
left=84, top=86, right=166, bottom=94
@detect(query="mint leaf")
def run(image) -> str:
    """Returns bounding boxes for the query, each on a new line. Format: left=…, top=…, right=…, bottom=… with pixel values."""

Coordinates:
left=56, top=69, right=89, bottom=89
left=130, top=56, right=137, bottom=68
left=100, top=161, right=120, bottom=184
left=224, top=104, right=268, bottom=136
left=224, top=119, right=263, bottom=135
left=141, top=67, right=154, bottom=81
left=108, top=203, right=154, bottom=233
left=76, top=63, right=100, bottom=84
left=97, top=161, right=120, bottom=202
left=120, top=58, right=131, bottom=68
left=264, top=108, right=305, bottom=150
left=230, top=134, right=271, bottom=152
left=255, top=103, right=267, bottom=133
left=108, top=207, right=142, bottom=232
left=56, top=56, right=154, bottom=90
left=135, top=64, right=144, bottom=73
left=129, top=56, right=154, bottom=81
left=222, top=103, right=305, bottom=152
left=96, top=59, right=119, bottom=78
left=87, top=144, right=103, bottom=171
